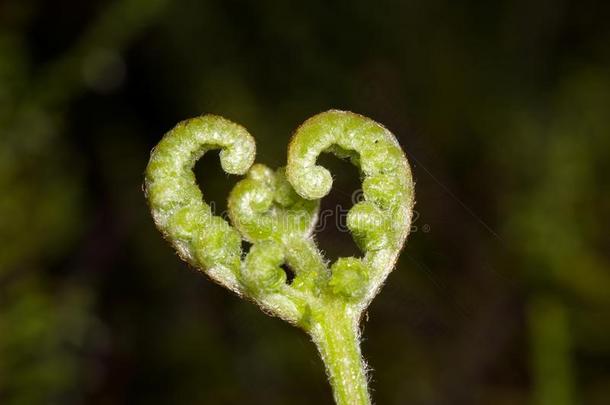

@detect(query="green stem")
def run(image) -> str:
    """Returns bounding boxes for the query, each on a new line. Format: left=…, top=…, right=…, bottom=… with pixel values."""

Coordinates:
left=309, top=304, right=371, bottom=405
left=528, top=294, right=575, bottom=405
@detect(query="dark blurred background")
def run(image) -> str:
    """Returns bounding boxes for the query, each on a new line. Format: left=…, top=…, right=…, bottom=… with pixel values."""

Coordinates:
left=1, top=0, right=609, bottom=404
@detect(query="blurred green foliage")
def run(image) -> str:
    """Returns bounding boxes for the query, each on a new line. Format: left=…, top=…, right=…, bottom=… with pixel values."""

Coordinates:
left=0, top=0, right=609, bottom=404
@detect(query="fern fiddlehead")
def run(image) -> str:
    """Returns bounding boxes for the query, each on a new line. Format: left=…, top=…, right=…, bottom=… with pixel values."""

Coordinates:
left=145, top=110, right=415, bottom=405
